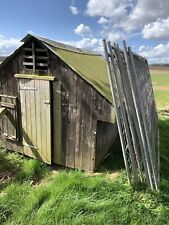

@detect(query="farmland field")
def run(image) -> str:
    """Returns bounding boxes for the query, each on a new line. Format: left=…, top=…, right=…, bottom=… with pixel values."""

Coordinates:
left=150, top=68, right=169, bottom=109
left=0, top=68, right=168, bottom=225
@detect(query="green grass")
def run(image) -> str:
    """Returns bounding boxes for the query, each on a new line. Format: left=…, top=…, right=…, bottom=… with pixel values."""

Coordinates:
left=150, top=71, right=169, bottom=86
left=151, top=70, right=169, bottom=108
left=0, top=151, right=169, bottom=225
left=0, top=69, right=168, bottom=225
left=153, top=90, right=169, bottom=109
left=0, top=114, right=169, bottom=225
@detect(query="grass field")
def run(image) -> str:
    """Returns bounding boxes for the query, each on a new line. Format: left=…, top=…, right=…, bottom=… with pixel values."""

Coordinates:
left=0, top=69, right=169, bottom=225
left=151, top=69, right=169, bottom=109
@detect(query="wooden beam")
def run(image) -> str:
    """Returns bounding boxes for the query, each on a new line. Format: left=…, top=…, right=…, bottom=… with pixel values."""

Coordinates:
left=36, top=56, right=48, bottom=60
left=36, top=63, right=48, bottom=67
left=0, top=94, right=17, bottom=99
left=24, top=48, right=32, bottom=52
left=32, top=42, right=36, bottom=73
left=14, top=74, right=55, bottom=81
left=1, top=102, right=15, bottom=109
left=0, top=107, right=7, bottom=118
left=24, top=56, right=33, bottom=59
left=35, top=48, right=48, bottom=53
left=23, top=62, right=33, bottom=66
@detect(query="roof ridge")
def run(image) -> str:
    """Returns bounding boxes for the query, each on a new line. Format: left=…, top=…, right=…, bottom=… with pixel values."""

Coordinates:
left=22, top=34, right=102, bottom=56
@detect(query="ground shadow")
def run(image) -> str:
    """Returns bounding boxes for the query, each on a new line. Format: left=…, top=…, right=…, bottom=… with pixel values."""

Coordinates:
left=0, top=147, right=20, bottom=191
left=99, top=117, right=169, bottom=181
left=159, top=116, right=169, bottom=179
left=98, top=136, right=125, bottom=172
left=0, top=146, right=50, bottom=191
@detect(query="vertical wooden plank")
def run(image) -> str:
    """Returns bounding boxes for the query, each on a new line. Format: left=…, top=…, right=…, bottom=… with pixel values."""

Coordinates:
left=75, top=78, right=83, bottom=169
left=12, top=98, right=17, bottom=138
left=3, top=69, right=8, bottom=139
left=44, top=80, right=51, bottom=164
left=41, top=80, right=48, bottom=162
left=60, top=86, right=69, bottom=166
left=34, top=79, right=42, bottom=161
left=25, top=79, right=33, bottom=157
left=66, top=73, right=76, bottom=168
left=32, top=42, right=36, bottom=73
left=19, top=79, right=29, bottom=156
left=53, top=81, right=62, bottom=164
left=30, top=79, right=37, bottom=158
left=81, top=85, right=94, bottom=171
left=89, top=91, right=97, bottom=172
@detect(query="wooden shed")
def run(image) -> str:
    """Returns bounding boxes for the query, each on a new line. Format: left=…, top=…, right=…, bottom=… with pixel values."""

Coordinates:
left=0, top=34, right=118, bottom=172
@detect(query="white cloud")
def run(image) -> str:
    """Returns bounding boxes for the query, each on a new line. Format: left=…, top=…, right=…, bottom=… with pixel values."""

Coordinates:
left=142, top=18, right=169, bottom=39
left=0, top=35, right=21, bottom=56
left=97, top=16, right=109, bottom=25
left=138, top=45, right=146, bottom=52
left=85, top=0, right=169, bottom=35
left=138, top=42, right=169, bottom=63
left=107, top=31, right=127, bottom=42
left=74, top=23, right=92, bottom=37
left=27, top=30, right=34, bottom=34
left=62, top=38, right=103, bottom=53
left=124, top=0, right=169, bottom=31
left=86, top=0, right=129, bottom=19
left=70, top=6, right=78, bottom=15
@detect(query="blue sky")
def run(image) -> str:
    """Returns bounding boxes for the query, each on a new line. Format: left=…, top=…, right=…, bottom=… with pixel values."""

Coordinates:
left=0, top=0, right=169, bottom=63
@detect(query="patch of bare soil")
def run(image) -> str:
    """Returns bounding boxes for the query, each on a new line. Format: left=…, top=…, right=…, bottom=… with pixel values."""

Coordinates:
left=149, top=66, right=169, bottom=71
left=152, top=82, right=157, bottom=85
left=153, top=85, right=169, bottom=91
left=107, top=172, right=120, bottom=180
left=86, top=171, right=120, bottom=181
left=0, top=172, right=12, bottom=183
left=159, top=109, right=169, bottom=116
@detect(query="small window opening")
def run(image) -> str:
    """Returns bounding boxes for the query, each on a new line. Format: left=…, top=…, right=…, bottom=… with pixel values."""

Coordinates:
left=23, top=42, right=48, bottom=72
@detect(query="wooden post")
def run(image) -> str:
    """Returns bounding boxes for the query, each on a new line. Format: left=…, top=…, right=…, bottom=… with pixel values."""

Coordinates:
left=32, top=42, right=36, bottom=73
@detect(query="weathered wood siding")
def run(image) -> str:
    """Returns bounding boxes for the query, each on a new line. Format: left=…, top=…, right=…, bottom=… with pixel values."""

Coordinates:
left=18, top=78, right=52, bottom=164
left=0, top=39, right=118, bottom=172
left=49, top=52, right=118, bottom=171
left=0, top=52, right=23, bottom=152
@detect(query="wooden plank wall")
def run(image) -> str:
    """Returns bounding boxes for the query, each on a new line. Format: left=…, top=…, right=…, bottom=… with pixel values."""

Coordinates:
left=49, top=52, right=118, bottom=171
left=0, top=52, right=23, bottom=152
left=0, top=44, right=118, bottom=172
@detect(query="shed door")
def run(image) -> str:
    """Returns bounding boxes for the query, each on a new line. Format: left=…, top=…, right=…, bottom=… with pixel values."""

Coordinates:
left=18, top=78, right=51, bottom=164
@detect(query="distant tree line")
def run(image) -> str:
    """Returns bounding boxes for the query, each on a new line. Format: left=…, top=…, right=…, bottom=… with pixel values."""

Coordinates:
left=149, top=63, right=169, bottom=67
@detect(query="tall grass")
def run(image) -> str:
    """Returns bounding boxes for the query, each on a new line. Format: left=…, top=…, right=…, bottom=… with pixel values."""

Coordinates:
left=1, top=169, right=169, bottom=225
left=0, top=115, right=169, bottom=225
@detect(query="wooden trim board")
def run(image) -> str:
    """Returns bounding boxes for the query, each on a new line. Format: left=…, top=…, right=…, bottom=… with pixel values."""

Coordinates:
left=14, top=74, right=55, bottom=81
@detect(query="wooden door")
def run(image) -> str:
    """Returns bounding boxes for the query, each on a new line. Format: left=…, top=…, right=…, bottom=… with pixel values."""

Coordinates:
left=18, top=78, right=51, bottom=164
